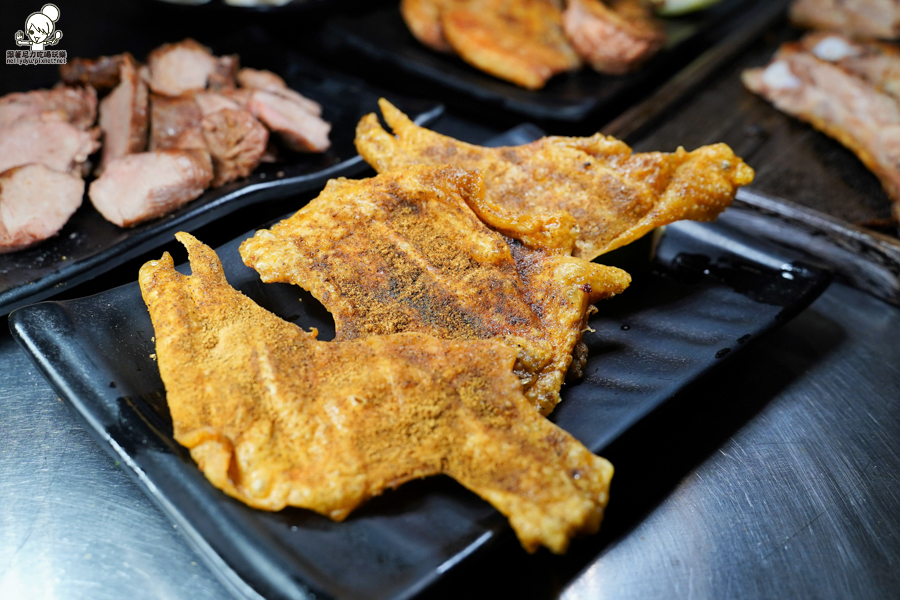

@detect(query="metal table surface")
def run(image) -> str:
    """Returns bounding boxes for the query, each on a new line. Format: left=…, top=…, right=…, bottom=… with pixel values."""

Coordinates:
left=3, top=276, right=899, bottom=599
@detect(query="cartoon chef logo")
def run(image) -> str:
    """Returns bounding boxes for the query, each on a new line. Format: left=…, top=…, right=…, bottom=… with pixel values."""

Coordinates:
left=16, top=4, right=63, bottom=52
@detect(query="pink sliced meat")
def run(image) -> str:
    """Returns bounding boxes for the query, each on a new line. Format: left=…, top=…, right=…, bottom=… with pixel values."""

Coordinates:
left=0, top=85, right=98, bottom=131
left=88, top=150, right=213, bottom=227
left=0, top=164, right=84, bottom=253
left=248, top=90, right=330, bottom=153
left=0, top=120, right=99, bottom=175
left=221, top=88, right=252, bottom=108
left=743, top=43, right=900, bottom=220
left=193, top=91, right=242, bottom=116
left=237, top=68, right=322, bottom=116
left=790, top=0, right=900, bottom=41
left=98, top=54, right=149, bottom=173
left=59, top=54, right=130, bottom=92
left=202, top=107, right=268, bottom=187
left=147, top=39, right=219, bottom=97
left=562, top=0, right=666, bottom=75
left=149, top=94, right=205, bottom=151
left=209, top=54, right=240, bottom=91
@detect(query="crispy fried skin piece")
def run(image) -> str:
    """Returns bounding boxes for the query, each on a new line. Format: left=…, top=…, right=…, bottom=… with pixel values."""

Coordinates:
left=441, top=0, right=581, bottom=90
left=141, top=232, right=615, bottom=553
left=240, top=166, right=630, bottom=415
left=356, top=99, right=755, bottom=260
left=401, top=0, right=455, bottom=52
left=563, top=0, right=666, bottom=75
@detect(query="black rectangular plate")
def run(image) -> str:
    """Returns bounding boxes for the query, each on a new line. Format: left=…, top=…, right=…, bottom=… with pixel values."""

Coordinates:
left=0, top=55, right=442, bottom=317
left=322, top=0, right=768, bottom=122
left=9, top=127, right=831, bottom=600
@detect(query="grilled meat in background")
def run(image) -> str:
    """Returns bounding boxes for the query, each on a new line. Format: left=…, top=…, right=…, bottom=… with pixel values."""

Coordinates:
left=790, top=0, right=900, bottom=40
left=744, top=33, right=900, bottom=222
left=400, top=0, right=667, bottom=89
left=0, top=39, right=330, bottom=253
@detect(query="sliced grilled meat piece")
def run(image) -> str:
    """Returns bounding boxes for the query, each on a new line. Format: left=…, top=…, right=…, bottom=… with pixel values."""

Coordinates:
left=149, top=94, right=205, bottom=151
left=562, top=0, right=666, bottom=75
left=88, top=149, right=213, bottom=227
left=209, top=54, right=240, bottom=91
left=236, top=68, right=322, bottom=117
left=799, top=33, right=900, bottom=102
left=744, top=43, right=900, bottom=221
left=790, top=0, right=900, bottom=40
left=201, top=108, right=268, bottom=187
left=0, top=164, right=84, bottom=253
left=147, top=39, right=219, bottom=97
left=97, top=54, right=149, bottom=173
left=0, top=85, right=97, bottom=131
left=59, top=54, right=130, bottom=92
left=0, top=120, right=99, bottom=175
left=247, top=90, right=330, bottom=153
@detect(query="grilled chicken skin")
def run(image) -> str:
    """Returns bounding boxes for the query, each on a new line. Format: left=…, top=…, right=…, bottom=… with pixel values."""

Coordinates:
left=143, top=232, right=615, bottom=554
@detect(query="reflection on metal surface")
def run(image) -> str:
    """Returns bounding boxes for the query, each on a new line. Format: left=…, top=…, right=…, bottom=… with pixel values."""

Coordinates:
left=562, top=283, right=900, bottom=600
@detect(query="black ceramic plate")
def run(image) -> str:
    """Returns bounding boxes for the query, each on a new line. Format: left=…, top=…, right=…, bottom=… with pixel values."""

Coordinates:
left=323, top=0, right=770, bottom=122
left=0, top=59, right=442, bottom=317
left=10, top=121, right=831, bottom=600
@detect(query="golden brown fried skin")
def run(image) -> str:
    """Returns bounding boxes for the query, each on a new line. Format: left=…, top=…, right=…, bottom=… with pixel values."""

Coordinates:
left=441, top=0, right=581, bottom=90
left=240, top=165, right=630, bottom=415
left=356, top=99, right=755, bottom=261
left=401, top=0, right=455, bottom=52
left=140, top=232, right=615, bottom=554
left=562, top=0, right=666, bottom=75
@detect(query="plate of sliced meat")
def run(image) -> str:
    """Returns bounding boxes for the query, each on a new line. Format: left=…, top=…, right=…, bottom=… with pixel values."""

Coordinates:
left=0, top=39, right=442, bottom=316
left=322, top=0, right=766, bottom=122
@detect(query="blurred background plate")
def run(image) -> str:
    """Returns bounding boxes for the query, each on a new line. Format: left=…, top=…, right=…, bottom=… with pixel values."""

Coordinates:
left=321, top=0, right=786, bottom=125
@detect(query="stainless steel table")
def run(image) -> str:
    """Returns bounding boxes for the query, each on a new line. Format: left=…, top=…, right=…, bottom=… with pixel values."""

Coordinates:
left=3, top=280, right=899, bottom=600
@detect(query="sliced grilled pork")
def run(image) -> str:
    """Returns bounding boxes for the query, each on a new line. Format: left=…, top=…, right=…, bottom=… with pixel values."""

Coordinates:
left=0, top=164, right=84, bottom=253
left=0, top=120, right=99, bottom=175
left=248, top=90, right=330, bottom=153
left=790, top=0, right=900, bottom=40
left=193, top=91, right=241, bottom=116
left=563, top=0, right=666, bottom=75
left=209, top=54, right=239, bottom=91
left=147, top=39, right=219, bottom=97
left=799, top=33, right=900, bottom=101
left=0, top=85, right=97, bottom=131
left=744, top=44, right=900, bottom=220
left=89, top=150, right=213, bottom=227
left=59, top=54, right=130, bottom=92
left=202, top=108, right=269, bottom=187
left=98, top=54, right=149, bottom=173
left=149, top=94, right=205, bottom=151
left=236, top=68, right=322, bottom=116
left=221, top=87, right=252, bottom=108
